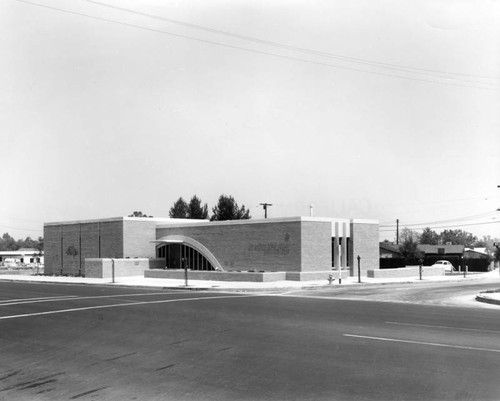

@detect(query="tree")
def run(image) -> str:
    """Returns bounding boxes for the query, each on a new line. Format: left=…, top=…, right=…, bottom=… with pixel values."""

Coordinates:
left=20, top=236, right=38, bottom=249
left=169, top=197, right=189, bottom=218
left=187, top=195, right=209, bottom=219
left=0, top=233, right=43, bottom=252
left=494, top=246, right=500, bottom=264
left=398, top=227, right=419, bottom=244
left=36, top=236, right=44, bottom=252
left=0, top=233, right=18, bottom=251
left=66, top=245, right=78, bottom=276
left=419, top=227, right=439, bottom=245
left=439, top=229, right=477, bottom=246
left=210, top=194, right=251, bottom=221
left=128, top=211, right=153, bottom=217
left=399, top=237, right=424, bottom=262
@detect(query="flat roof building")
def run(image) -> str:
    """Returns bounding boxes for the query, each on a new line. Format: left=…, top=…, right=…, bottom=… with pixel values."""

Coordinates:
left=44, top=216, right=379, bottom=281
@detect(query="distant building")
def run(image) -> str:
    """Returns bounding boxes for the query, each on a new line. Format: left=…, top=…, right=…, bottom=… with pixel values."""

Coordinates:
left=418, top=244, right=464, bottom=268
left=0, top=248, right=44, bottom=267
left=464, top=248, right=489, bottom=259
left=379, top=242, right=401, bottom=258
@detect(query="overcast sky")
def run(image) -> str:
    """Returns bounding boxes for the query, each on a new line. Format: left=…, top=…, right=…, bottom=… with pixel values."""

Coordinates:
left=1, top=0, right=499, bottom=242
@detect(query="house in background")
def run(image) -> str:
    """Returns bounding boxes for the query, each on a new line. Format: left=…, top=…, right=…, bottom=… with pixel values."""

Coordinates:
left=464, top=247, right=493, bottom=271
left=379, top=242, right=402, bottom=258
left=418, top=244, right=464, bottom=268
left=464, top=248, right=489, bottom=259
left=0, top=248, right=44, bottom=267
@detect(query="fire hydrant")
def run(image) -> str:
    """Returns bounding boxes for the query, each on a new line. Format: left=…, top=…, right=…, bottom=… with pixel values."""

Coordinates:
left=328, top=275, right=335, bottom=285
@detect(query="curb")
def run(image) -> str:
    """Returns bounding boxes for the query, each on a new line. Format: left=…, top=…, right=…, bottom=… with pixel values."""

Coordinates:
left=1, top=274, right=499, bottom=293
left=0, top=277, right=333, bottom=293
left=476, top=290, right=500, bottom=306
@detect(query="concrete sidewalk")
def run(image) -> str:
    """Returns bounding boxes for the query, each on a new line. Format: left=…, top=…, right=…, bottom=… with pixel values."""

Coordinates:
left=1, top=269, right=500, bottom=294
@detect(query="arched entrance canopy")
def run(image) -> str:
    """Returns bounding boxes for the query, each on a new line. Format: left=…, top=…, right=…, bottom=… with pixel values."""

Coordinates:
left=152, top=235, right=223, bottom=271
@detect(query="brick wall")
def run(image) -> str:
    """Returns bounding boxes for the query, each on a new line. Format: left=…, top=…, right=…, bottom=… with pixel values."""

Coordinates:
left=300, top=221, right=331, bottom=272
left=85, top=258, right=154, bottom=278
left=367, top=266, right=444, bottom=278
left=44, top=219, right=125, bottom=276
left=61, top=224, right=80, bottom=276
left=43, top=225, right=62, bottom=275
left=81, top=222, right=100, bottom=268
left=156, top=220, right=302, bottom=272
left=145, top=269, right=288, bottom=282
left=123, top=220, right=157, bottom=258
left=99, top=221, right=123, bottom=258
left=348, top=220, right=379, bottom=276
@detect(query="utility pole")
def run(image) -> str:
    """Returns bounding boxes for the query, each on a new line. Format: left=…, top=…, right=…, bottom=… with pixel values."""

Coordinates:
left=396, top=219, right=399, bottom=245
left=260, top=203, right=273, bottom=218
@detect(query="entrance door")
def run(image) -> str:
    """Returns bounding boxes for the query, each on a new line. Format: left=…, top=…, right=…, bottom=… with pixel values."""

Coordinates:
left=167, top=244, right=182, bottom=269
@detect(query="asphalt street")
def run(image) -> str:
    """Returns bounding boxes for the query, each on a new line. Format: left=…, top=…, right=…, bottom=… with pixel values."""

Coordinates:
left=1, top=281, right=499, bottom=401
left=286, top=279, right=500, bottom=307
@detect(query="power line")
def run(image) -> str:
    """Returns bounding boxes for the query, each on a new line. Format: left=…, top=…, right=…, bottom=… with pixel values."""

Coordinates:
left=380, top=211, right=499, bottom=228
left=0, top=215, right=44, bottom=224
left=11, top=0, right=500, bottom=90
left=81, top=0, right=500, bottom=84
left=0, top=224, right=43, bottom=232
left=379, top=220, right=499, bottom=232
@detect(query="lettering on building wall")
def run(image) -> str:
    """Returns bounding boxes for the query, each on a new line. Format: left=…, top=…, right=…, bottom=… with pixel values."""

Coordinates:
left=248, top=233, right=291, bottom=255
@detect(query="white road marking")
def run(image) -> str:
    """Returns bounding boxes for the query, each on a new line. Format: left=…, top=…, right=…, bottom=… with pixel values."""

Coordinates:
left=0, top=294, right=258, bottom=320
left=0, top=295, right=77, bottom=304
left=386, top=321, right=500, bottom=334
left=343, top=334, right=500, bottom=353
left=265, top=293, right=388, bottom=302
left=0, top=292, right=183, bottom=307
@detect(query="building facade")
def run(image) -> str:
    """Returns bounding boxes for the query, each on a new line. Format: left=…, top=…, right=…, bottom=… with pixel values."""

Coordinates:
left=44, top=216, right=379, bottom=281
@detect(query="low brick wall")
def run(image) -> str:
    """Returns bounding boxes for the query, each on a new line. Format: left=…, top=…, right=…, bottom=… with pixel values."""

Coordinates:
left=367, top=266, right=445, bottom=278
left=85, top=258, right=164, bottom=278
left=286, top=270, right=349, bottom=281
left=145, top=269, right=287, bottom=282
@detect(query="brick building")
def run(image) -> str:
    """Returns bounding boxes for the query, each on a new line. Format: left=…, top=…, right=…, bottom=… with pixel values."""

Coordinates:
left=44, top=216, right=379, bottom=282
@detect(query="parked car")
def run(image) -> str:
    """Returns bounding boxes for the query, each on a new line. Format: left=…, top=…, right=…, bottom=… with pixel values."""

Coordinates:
left=431, top=260, right=455, bottom=272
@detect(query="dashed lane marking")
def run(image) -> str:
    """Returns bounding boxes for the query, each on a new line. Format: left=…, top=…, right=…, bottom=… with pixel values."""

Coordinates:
left=386, top=321, right=500, bottom=334
left=343, top=334, right=500, bottom=353
left=0, top=295, right=78, bottom=304
left=0, top=294, right=258, bottom=320
left=0, top=292, right=187, bottom=307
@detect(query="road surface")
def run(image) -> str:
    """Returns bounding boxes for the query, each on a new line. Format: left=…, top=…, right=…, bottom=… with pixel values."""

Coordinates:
left=0, top=281, right=499, bottom=400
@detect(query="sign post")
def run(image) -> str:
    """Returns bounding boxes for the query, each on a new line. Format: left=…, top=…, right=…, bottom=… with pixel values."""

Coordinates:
left=335, top=223, right=341, bottom=285
left=357, top=255, right=361, bottom=283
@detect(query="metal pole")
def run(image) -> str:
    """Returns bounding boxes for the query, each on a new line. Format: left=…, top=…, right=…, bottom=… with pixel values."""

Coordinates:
left=419, top=259, right=422, bottom=280
left=335, top=222, right=341, bottom=285
left=111, top=258, right=115, bottom=283
left=183, top=258, right=188, bottom=286
left=357, top=255, right=361, bottom=283
left=342, top=222, right=347, bottom=280
left=396, top=219, right=399, bottom=245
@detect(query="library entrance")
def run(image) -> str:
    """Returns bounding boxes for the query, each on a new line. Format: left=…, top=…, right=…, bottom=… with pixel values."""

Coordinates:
left=156, top=243, right=215, bottom=271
